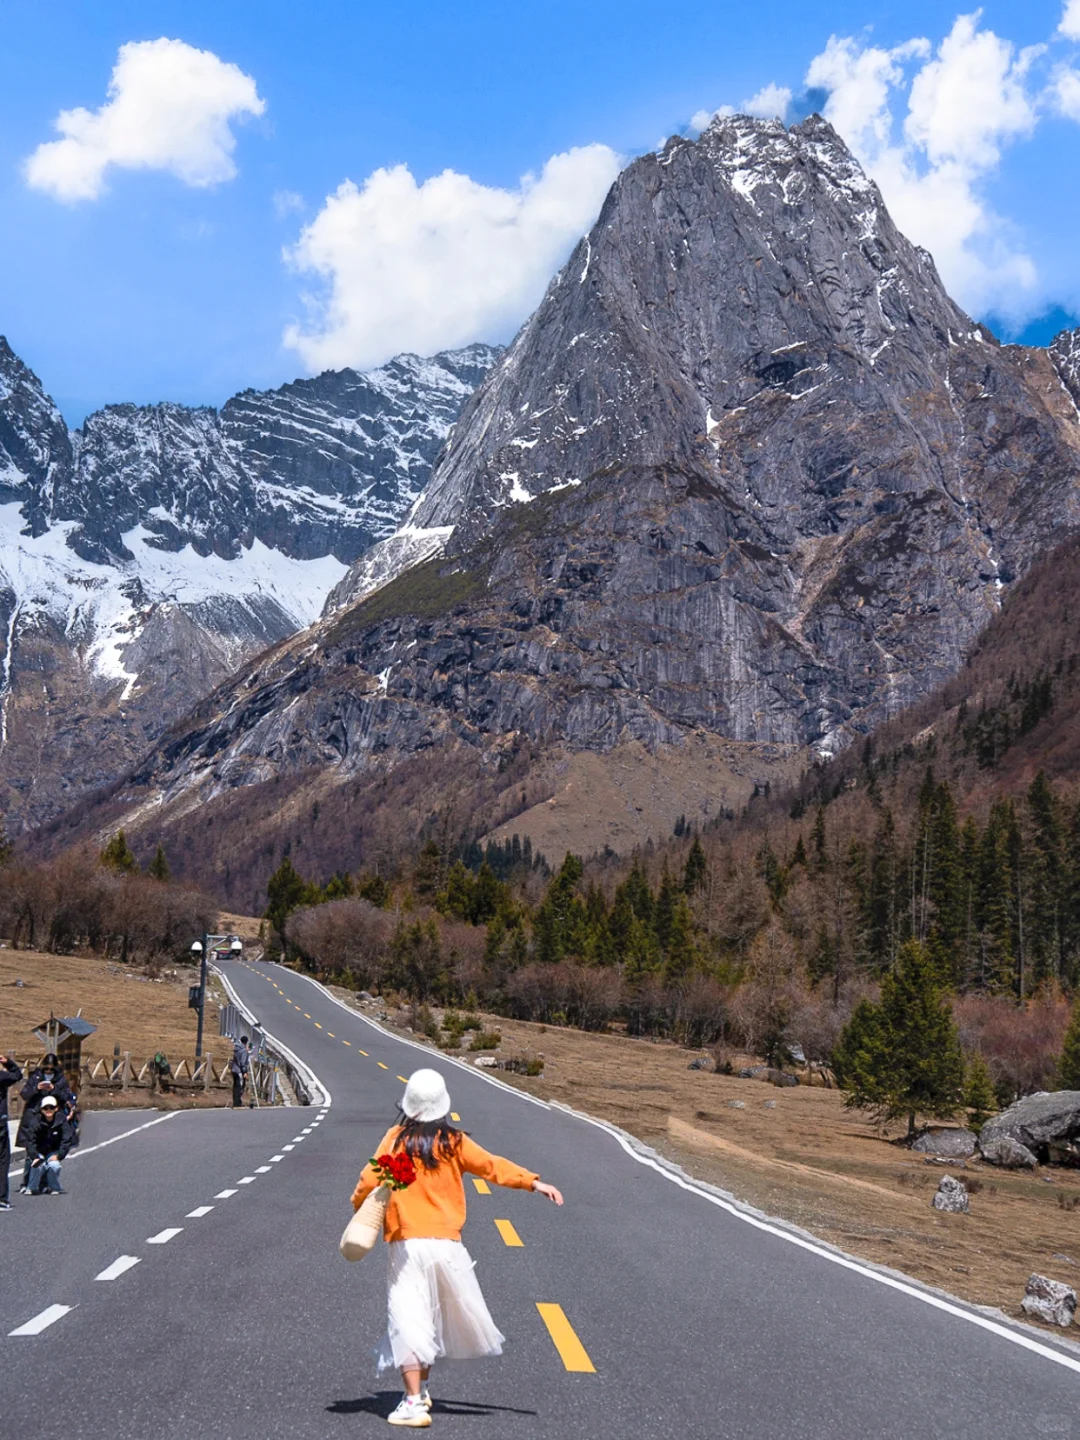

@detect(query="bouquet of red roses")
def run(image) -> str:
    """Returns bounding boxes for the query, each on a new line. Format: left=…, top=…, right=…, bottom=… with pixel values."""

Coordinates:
left=370, top=1151, right=417, bottom=1190
left=340, top=1149, right=417, bottom=1263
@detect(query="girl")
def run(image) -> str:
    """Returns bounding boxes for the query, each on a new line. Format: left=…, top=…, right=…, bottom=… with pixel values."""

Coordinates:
left=351, top=1068, right=564, bottom=1429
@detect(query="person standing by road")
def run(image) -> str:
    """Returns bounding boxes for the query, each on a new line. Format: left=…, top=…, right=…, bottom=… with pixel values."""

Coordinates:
left=25, top=1094, right=74, bottom=1195
left=229, top=1034, right=250, bottom=1108
left=350, top=1069, right=564, bottom=1429
left=0, top=1051, right=24, bottom=1211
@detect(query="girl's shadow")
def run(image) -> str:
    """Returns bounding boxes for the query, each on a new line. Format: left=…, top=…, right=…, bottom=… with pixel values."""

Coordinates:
left=328, top=1392, right=538, bottom=1419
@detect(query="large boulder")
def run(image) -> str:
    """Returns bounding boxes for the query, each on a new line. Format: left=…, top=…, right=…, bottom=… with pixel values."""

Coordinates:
left=932, top=1175, right=970, bottom=1213
left=978, top=1091, right=1080, bottom=1167
left=980, top=1135, right=1038, bottom=1169
left=1022, top=1274, right=1077, bottom=1328
left=912, top=1128, right=977, bottom=1159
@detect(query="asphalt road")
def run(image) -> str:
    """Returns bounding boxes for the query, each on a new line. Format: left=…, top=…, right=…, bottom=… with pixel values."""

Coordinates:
left=2, top=957, right=1078, bottom=1439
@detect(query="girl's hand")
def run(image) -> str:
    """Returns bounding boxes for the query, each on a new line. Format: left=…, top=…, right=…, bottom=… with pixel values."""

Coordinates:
left=532, top=1180, right=564, bottom=1206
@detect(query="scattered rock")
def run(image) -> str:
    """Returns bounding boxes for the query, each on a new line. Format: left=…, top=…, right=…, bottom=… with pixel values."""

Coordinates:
left=737, top=1065, right=798, bottom=1086
left=358, top=991, right=374, bottom=1001
left=1051, top=1254, right=1077, bottom=1266
left=727, top=1100, right=746, bottom=1109
left=980, top=1135, right=1039, bottom=1170
left=932, top=1175, right=970, bottom=1213
left=911, top=1128, right=977, bottom=1159
left=738, top=1066, right=769, bottom=1080
left=979, top=1091, right=1080, bottom=1168
left=763, top=1100, right=777, bottom=1109
left=1021, top=1274, right=1077, bottom=1328
left=472, top=1056, right=497, bottom=1069
left=688, top=1056, right=711, bottom=1071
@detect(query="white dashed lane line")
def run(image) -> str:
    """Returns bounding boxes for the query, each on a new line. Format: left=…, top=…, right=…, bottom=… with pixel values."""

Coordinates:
left=255, top=1165, right=271, bottom=1174
left=237, top=1176, right=257, bottom=1186
left=187, top=1206, right=214, bottom=1218
left=9, top=1305, right=74, bottom=1336
left=95, top=1257, right=140, bottom=1281
left=215, top=1188, right=238, bottom=1199
left=147, top=1228, right=183, bottom=1245
left=269, top=1155, right=284, bottom=1162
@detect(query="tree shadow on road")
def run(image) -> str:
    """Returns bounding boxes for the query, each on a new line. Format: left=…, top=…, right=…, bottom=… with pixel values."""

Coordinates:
left=328, top=1392, right=538, bottom=1419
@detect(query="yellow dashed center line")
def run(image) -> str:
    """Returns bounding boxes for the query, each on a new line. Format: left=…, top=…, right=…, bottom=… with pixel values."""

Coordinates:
left=358, top=1050, right=369, bottom=1057
left=494, top=1219, right=523, bottom=1247
left=536, top=1304, right=596, bottom=1373
left=304, top=1013, right=311, bottom=1019
left=450, top=1112, right=461, bottom=1122
left=397, top=1075, right=407, bottom=1083
left=471, top=1178, right=491, bottom=1195
left=327, top=1032, right=335, bottom=1038
left=314, top=1022, right=322, bottom=1029
left=377, top=1062, right=388, bottom=1070
left=343, top=1040, right=351, bottom=1046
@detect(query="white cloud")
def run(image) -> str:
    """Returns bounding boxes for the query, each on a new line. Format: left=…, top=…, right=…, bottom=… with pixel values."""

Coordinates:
left=1051, top=64, right=1080, bottom=117
left=273, top=189, right=305, bottom=218
left=284, top=145, right=622, bottom=372
left=688, top=84, right=791, bottom=134
left=24, top=38, right=264, bottom=202
left=743, top=84, right=794, bottom=120
left=805, top=16, right=1041, bottom=318
left=1060, top=0, right=1080, bottom=39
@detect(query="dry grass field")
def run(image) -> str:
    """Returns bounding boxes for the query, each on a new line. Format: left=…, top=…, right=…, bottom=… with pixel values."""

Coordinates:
left=0, top=947, right=234, bottom=1108
left=333, top=991, right=1080, bottom=1333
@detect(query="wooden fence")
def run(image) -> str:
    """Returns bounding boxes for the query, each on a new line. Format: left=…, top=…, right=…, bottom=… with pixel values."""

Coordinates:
left=8, top=1052, right=280, bottom=1109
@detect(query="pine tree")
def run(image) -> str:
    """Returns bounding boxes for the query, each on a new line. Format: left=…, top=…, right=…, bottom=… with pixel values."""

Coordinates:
left=653, top=864, right=678, bottom=953
left=0, top=819, right=12, bottom=867
left=147, top=844, right=170, bottom=882
left=1026, top=771, right=1066, bottom=987
left=963, top=1052, right=998, bottom=1131
left=663, top=894, right=698, bottom=981
left=265, top=856, right=317, bottom=944
left=322, top=871, right=355, bottom=901
left=683, top=836, right=708, bottom=895
left=832, top=940, right=965, bottom=1136
left=357, top=871, right=391, bottom=908
left=101, top=830, right=138, bottom=874
left=533, top=854, right=585, bottom=964
left=810, top=807, right=828, bottom=873
left=414, top=840, right=443, bottom=899
left=1058, top=996, right=1080, bottom=1090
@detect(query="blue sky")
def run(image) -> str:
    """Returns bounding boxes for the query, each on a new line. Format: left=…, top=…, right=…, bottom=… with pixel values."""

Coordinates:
left=2, top=1, right=1079, bottom=423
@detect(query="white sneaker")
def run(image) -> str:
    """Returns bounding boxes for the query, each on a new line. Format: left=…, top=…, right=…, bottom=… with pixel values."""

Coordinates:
left=420, top=1383, right=432, bottom=1411
left=387, top=1395, right=431, bottom=1428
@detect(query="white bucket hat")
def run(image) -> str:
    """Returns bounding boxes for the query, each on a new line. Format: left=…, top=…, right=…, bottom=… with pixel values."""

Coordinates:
left=401, top=1068, right=451, bottom=1123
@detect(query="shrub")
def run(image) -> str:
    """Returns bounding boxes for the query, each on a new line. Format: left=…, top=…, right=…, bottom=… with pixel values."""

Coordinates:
left=469, top=1030, right=502, bottom=1051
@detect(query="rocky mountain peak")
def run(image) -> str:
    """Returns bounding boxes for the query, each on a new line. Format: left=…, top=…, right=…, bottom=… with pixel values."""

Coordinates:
left=332, top=114, right=986, bottom=607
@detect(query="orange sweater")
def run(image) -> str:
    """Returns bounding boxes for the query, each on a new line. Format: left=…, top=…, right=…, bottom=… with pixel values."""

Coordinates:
left=351, top=1126, right=539, bottom=1242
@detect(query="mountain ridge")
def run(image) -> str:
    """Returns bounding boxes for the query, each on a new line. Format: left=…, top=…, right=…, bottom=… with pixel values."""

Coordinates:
left=21, top=113, right=1080, bottom=891
left=0, top=338, right=498, bottom=829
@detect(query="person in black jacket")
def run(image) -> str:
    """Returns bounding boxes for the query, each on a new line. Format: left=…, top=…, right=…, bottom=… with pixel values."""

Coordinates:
left=17, top=1055, right=73, bottom=1193
left=25, top=1096, right=74, bottom=1195
left=0, top=1051, right=24, bottom=1210
left=229, top=1035, right=251, bottom=1108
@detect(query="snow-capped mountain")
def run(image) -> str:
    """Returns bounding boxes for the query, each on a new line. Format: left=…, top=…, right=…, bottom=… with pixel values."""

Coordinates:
left=0, top=338, right=497, bottom=829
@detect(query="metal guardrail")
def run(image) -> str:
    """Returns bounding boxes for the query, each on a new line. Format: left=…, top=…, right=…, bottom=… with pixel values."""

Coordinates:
left=218, top=1005, right=279, bottom=1106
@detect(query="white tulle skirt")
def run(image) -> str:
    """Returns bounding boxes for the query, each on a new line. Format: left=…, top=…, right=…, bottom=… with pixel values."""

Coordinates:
left=375, top=1238, right=506, bottom=1374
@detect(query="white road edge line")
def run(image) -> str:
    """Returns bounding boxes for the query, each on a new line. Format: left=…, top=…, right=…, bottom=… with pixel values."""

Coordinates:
left=94, top=1256, right=140, bottom=1281
left=9, top=1304, right=74, bottom=1336
left=212, top=964, right=332, bottom=1108
left=555, top=1102, right=1080, bottom=1377
left=7, top=1110, right=179, bottom=1181
left=147, top=1228, right=183, bottom=1244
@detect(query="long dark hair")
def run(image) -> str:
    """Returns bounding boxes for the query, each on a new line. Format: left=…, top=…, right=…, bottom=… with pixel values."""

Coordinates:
left=392, top=1111, right=464, bottom=1170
